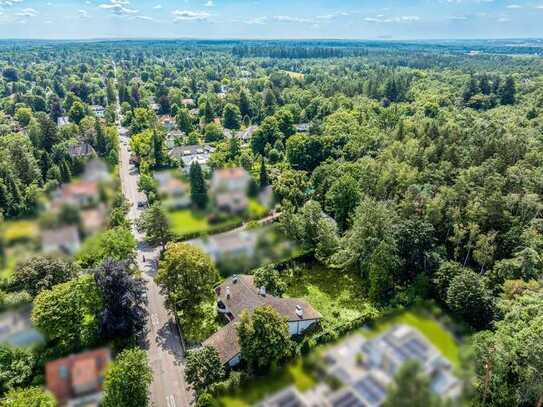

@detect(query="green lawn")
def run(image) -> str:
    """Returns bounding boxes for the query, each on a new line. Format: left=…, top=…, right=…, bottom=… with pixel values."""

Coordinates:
left=283, top=263, right=375, bottom=329
left=248, top=199, right=267, bottom=219
left=3, top=220, right=39, bottom=245
left=363, top=310, right=461, bottom=368
left=218, top=359, right=315, bottom=407
left=168, top=209, right=210, bottom=235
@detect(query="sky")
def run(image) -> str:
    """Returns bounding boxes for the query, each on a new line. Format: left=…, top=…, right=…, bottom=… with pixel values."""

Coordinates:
left=0, top=0, right=541, bottom=40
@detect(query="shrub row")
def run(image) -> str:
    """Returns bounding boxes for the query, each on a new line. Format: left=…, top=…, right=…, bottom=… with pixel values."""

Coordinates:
left=173, top=219, right=243, bottom=242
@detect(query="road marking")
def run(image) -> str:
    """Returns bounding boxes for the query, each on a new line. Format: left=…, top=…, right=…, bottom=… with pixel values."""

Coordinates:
left=166, top=395, right=176, bottom=407
left=151, top=313, right=160, bottom=329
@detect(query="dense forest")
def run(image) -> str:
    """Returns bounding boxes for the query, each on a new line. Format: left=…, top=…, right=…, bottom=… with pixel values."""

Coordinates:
left=0, top=39, right=542, bottom=406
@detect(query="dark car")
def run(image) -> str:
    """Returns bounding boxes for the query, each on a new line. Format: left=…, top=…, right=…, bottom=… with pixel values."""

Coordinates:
left=137, top=201, right=147, bottom=209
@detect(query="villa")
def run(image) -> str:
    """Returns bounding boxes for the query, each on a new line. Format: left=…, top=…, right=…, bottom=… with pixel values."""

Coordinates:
left=203, top=274, right=321, bottom=367
left=259, top=325, right=462, bottom=406
left=168, top=144, right=214, bottom=173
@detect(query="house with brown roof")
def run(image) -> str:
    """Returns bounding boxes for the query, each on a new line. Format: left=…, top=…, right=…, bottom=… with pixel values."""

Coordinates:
left=203, top=275, right=321, bottom=367
left=46, top=347, right=111, bottom=406
left=52, top=180, right=99, bottom=211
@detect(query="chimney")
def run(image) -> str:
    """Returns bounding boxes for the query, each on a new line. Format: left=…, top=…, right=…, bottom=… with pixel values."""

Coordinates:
left=259, top=286, right=266, bottom=296
left=226, top=286, right=231, bottom=300
left=296, top=305, right=304, bottom=318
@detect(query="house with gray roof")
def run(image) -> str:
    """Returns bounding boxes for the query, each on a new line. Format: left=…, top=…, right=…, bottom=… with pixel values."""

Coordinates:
left=168, top=144, right=214, bottom=174
left=203, top=274, right=321, bottom=367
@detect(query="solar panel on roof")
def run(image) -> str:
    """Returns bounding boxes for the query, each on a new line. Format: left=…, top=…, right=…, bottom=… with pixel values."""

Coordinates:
left=330, top=390, right=366, bottom=407
left=353, top=376, right=387, bottom=406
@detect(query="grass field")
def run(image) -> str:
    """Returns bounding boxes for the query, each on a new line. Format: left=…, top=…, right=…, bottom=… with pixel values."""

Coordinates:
left=168, top=209, right=210, bottom=235
left=3, top=220, right=39, bottom=245
left=284, top=263, right=374, bottom=329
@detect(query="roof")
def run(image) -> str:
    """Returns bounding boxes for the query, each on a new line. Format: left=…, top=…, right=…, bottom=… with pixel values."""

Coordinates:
left=202, top=322, right=240, bottom=365
left=68, top=142, right=95, bottom=158
left=213, top=167, right=249, bottom=181
left=41, top=226, right=80, bottom=247
left=217, top=275, right=322, bottom=322
left=46, top=348, right=111, bottom=405
left=168, top=144, right=214, bottom=160
left=204, top=274, right=321, bottom=365
left=61, top=180, right=98, bottom=198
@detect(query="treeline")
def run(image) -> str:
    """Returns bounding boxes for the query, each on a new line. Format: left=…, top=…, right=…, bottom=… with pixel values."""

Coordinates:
left=232, top=45, right=368, bottom=59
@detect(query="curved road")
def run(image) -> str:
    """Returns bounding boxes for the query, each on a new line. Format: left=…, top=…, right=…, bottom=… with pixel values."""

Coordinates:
left=114, top=61, right=191, bottom=407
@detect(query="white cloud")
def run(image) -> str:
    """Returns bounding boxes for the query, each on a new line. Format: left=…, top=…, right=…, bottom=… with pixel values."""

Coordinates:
left=98, top=0, right=138, bottom=16
left=204, top=0, right=214, bottom=7
left=15, top=7, right=37, bottom=17
left=172, top=10, right=210, bottom=21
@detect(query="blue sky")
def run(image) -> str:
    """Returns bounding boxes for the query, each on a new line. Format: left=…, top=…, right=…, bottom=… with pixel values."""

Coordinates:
left=0, top=0, right=542, bottom=39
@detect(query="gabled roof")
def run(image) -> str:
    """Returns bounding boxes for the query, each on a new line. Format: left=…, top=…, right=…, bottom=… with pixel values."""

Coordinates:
left=204, top=275, right=321, bottom=364
left=216, top=275, right=321, bottom=322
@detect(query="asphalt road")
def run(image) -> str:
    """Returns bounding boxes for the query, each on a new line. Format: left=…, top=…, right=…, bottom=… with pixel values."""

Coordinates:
left=114, top=61, right=191, bottom=407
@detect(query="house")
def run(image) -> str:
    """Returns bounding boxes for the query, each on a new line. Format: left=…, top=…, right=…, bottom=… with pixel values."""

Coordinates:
left=82, top=158, right=110, bottom=183
left=210, top=168, right=251, bottom=213
left=68, top=142, right=95, bottom=159
left=46, top=348, right=111, bottom=406
left=159, top=115, right=175, bottom=131
left=203, top=274, right=321, bottom=367
left=53, top=180, right=99, bottom=209
left=189, top=108, right=200, bottom=116
left=90, top=105, right=105, bottom=118
left=0, top=306, right=44, bottom=347
left=41, top=226, right=81, bottom=255
left=153, top=171, right=190, bottom=209
left=181, top=98, right=195, bottom=107
left=57, top=116, right=70, bottom=127
left=211, top=168, right=251, bottom=194
left=150, top=102, right=160, bottom=112
left=323, top=325, right=462, bottom=405
left=295, top=123, right=310, bottom=133
left=236, top=125, right=257, bottom=143
left=259, top=325, right=462, bottom=407
left=81, top=205, right=106, bottom=235
left=165, top=129, right=185, bottom=150
left=168, top=144, right=214, bottom=173
left=190, top=229, right=259, bottom=263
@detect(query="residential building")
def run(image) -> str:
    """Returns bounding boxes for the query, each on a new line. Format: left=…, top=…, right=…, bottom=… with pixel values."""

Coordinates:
left=168, top=144, right=214, bottom=174
left=181, top=98, right=195, bottom=107
left=82, top=158, right=110, bottom=183
left=81, top=204, right=107, bottom=235
left=236, top=125, right=257, bottom=143
left=57, top=116, right=70, bottom=127
left=41, top=226, right=81, bottom=255
left=165, top=129, right=185, bottom=150
left=0, top=306, right=44, bottom=347
left=153, top=171, right=190, bottom=209
left=159, top=115, right=175, bottom=131
left=295, top=123, right=310, bottom=132
left=210, top=168, right=251, bottom=213
left=52, top=180, right=99, bottom=209
left=68, top=142, right=95, bottom=159
left=90, top=105, right=105, bottom=118
left=203, top=274, right=321, bottom=367
left=46, top=348, right=111, bottom=407
left=190, top=229, right=259, bottom=263
left=259, top=325, right=462, bottom=407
